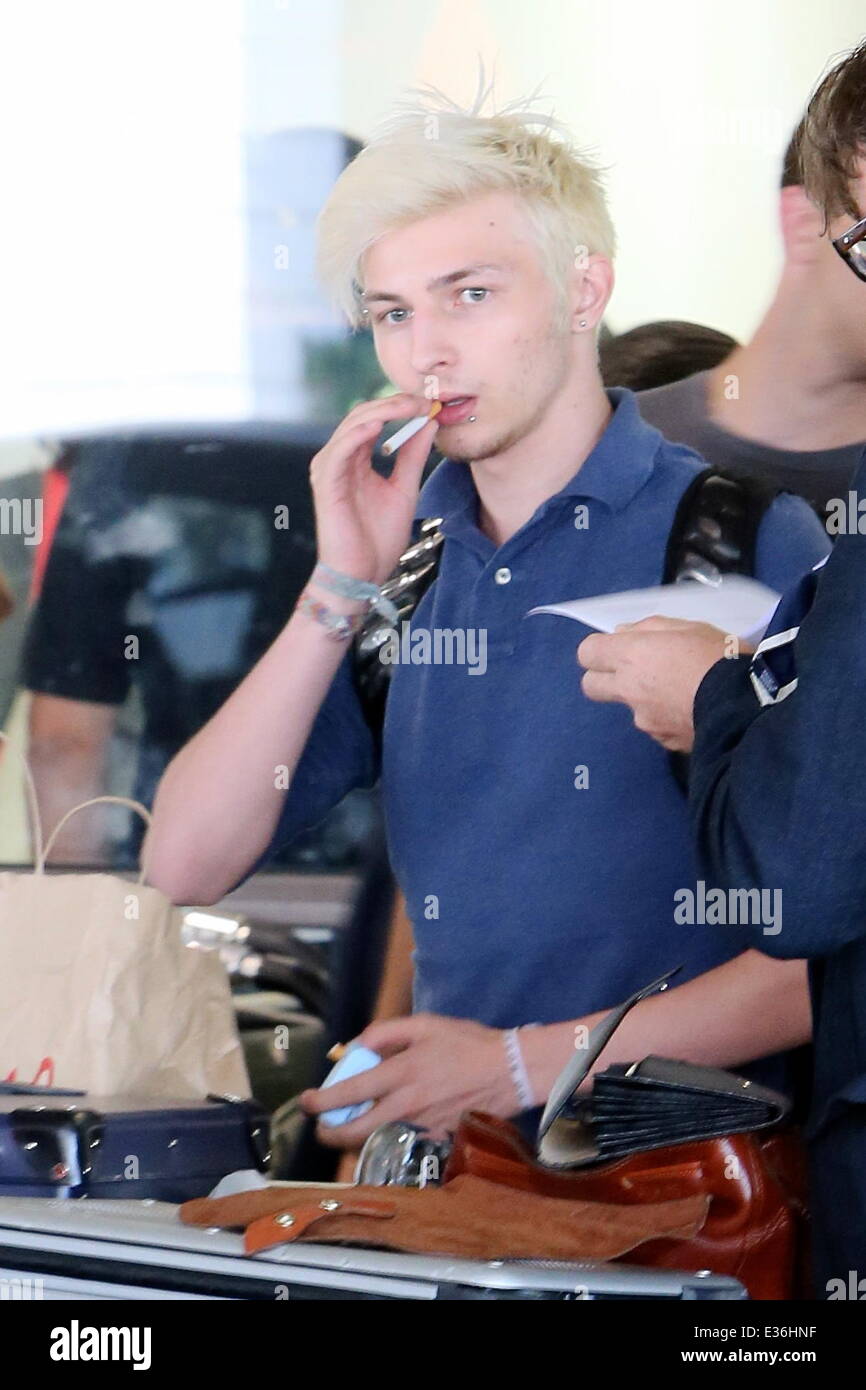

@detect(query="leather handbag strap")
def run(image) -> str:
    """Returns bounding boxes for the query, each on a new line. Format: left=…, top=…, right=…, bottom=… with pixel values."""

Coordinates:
left=245, top=1196, right=397, bottom=1254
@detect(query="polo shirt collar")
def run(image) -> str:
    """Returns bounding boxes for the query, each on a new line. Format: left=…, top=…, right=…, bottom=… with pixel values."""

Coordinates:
left=413, top=387, right=661, bottom=523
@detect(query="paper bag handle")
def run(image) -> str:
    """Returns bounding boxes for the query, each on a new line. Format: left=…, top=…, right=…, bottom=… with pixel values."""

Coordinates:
left=39, top=796, right=153, bottom=884
left=0, top=730, right=153, bottom=883
left=0, top=728, right=45, bottom=865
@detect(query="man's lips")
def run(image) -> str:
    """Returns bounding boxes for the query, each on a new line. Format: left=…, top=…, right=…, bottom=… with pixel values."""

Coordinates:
left=436, top=395, right=477, bottom=424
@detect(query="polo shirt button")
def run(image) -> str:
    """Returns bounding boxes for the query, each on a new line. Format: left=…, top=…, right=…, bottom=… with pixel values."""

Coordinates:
left=494, top=566, right=512, bottom=585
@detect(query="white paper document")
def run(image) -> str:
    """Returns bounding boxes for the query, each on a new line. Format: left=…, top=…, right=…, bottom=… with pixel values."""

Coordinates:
left=526, top=575, right=781, bottom=641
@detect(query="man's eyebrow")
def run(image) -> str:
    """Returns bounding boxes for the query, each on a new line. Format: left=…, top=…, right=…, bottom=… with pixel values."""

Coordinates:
left=361, top=263, right=510, bottom=305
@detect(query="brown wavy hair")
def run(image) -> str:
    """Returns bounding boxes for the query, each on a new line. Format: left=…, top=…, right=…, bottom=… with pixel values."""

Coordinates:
left=799, top=38, right=866, bottom=229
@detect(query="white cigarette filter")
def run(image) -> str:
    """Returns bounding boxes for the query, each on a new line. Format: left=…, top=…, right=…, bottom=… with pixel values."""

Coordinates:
left=381, top=399, right=442, bottom=456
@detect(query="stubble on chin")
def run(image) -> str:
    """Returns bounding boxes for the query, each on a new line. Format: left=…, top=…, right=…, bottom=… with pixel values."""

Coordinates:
left=443, top=423, right=524, bottom=465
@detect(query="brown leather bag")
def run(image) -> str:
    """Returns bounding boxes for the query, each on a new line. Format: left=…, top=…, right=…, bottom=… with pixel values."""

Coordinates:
left=443, top=1110, right=810, bottom=1300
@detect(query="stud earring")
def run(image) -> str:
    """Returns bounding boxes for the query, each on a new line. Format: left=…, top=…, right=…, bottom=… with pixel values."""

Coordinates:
left=578, top=319, right=588, bottom=329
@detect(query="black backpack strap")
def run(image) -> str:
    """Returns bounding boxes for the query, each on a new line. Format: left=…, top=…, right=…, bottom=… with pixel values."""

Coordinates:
left=663, top=469, right=778, bottom=791
left=663, top=469, right=778, bottom=585
left=351, top=518, right=445, bottom=755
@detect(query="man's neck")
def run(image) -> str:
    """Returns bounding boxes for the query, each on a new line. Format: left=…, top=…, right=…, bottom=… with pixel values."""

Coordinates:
left=471, top=377, right=612, bottom=548
left=706, top=282, right=866, bottom=452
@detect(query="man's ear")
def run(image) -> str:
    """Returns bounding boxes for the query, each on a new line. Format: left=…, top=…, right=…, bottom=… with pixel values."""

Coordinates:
left=779, top=184, right=824, bottom=267
left=570, top=253, right=614, bottom=333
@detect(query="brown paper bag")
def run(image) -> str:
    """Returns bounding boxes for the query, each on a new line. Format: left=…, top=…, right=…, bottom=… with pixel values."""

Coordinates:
left=0, top=732, right=250, bottom=1099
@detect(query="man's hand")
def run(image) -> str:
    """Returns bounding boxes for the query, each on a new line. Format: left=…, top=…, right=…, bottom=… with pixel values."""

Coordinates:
left=299, top=1013, right=519, bottom=1147
left=577, top=617, right=748, bottom=753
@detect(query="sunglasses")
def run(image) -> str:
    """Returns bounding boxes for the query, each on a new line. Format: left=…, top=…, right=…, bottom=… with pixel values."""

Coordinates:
left=833, top=214, right=866, bottom=281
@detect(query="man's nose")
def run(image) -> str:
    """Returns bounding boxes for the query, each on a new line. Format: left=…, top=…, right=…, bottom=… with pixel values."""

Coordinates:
left=408, top=313, right=457, bottom=382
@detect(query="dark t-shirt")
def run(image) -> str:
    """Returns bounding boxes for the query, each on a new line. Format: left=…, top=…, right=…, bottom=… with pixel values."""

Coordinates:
left=637, top=369, right=864, bottom=519
left=22, top=430, right=380, bottom=867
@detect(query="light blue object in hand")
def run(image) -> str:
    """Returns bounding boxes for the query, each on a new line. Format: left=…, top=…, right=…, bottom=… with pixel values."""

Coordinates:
left=319, top=1043, right=381, bottom=1128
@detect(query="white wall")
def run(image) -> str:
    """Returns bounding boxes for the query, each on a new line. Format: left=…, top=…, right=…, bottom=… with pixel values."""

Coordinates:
left=0, top=0, right=249, bottom=440
left=0, top=0, right=863, bottom=463
left=333, top=0, right=866, bottom=341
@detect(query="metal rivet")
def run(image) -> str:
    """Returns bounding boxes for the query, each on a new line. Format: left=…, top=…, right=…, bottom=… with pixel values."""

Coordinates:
left=319, top=1200, right=341, bottom=1212
left=276, top=1213, right=295, bottom=1228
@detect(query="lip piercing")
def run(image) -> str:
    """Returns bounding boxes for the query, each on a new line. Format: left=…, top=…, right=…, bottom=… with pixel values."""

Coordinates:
left=468, top=415, right=476, bottom=421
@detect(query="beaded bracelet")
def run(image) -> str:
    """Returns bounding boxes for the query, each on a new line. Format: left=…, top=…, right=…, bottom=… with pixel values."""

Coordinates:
left=297, top=590, right=366, bottom=642
left=312, top=561, right=399, bottom=624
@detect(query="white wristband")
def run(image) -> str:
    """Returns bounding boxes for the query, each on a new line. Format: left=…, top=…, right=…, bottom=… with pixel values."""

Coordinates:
left=503, top=1026, right=536, bottom=1111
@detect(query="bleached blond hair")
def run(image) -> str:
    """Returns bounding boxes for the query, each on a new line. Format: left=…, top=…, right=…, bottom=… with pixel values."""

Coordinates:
left=315, top=76, right=615, bottom=333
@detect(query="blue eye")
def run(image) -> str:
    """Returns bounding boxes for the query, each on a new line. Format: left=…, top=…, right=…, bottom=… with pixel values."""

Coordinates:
left=376, top=287, right=489, bottom=326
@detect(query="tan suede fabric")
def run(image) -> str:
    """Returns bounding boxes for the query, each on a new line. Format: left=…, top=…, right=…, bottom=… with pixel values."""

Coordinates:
left=181, top=1172, right=709, bottom=1262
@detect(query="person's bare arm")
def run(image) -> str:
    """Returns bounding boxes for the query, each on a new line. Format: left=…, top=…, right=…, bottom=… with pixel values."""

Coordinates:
left=143, top=598, right=366, bottom=904
left=520, top=949, right=812, bottom=1104
left=307, top=949, right=812, bottom=1146
left=371, top=890, right=414, bottom=1020
left=142, top=393, right=440, bottom=906
left=26, top=693, right=116, bottom=862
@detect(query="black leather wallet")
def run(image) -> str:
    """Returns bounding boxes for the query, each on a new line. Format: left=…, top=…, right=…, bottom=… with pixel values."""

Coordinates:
left=537, top=968, right=791, bottom=1168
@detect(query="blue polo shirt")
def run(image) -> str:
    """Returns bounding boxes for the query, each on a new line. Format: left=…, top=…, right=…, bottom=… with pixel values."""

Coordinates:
left=242, top=389, right=828, bottom=1079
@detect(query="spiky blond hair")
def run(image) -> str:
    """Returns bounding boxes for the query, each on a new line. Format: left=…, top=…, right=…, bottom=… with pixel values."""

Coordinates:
left=315, top=73, right=615, bottom=332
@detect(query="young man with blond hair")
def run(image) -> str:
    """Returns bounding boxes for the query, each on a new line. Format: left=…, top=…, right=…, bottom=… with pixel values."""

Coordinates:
left=144, top=89, right=826, bottom=1157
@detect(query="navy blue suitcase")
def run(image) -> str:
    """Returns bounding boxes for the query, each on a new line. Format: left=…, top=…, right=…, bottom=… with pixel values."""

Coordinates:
left=0, top=1089, right=270, bottom=1201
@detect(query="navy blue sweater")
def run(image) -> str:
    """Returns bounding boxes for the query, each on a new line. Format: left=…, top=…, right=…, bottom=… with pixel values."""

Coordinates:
left=689, top=448, right=866, bottom=1289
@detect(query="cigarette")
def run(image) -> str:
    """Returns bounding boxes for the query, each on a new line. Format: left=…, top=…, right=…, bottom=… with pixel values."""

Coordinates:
left=381, top=400, right=442, bottom=456
left=327, top=1042, right=348, bottom=1062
